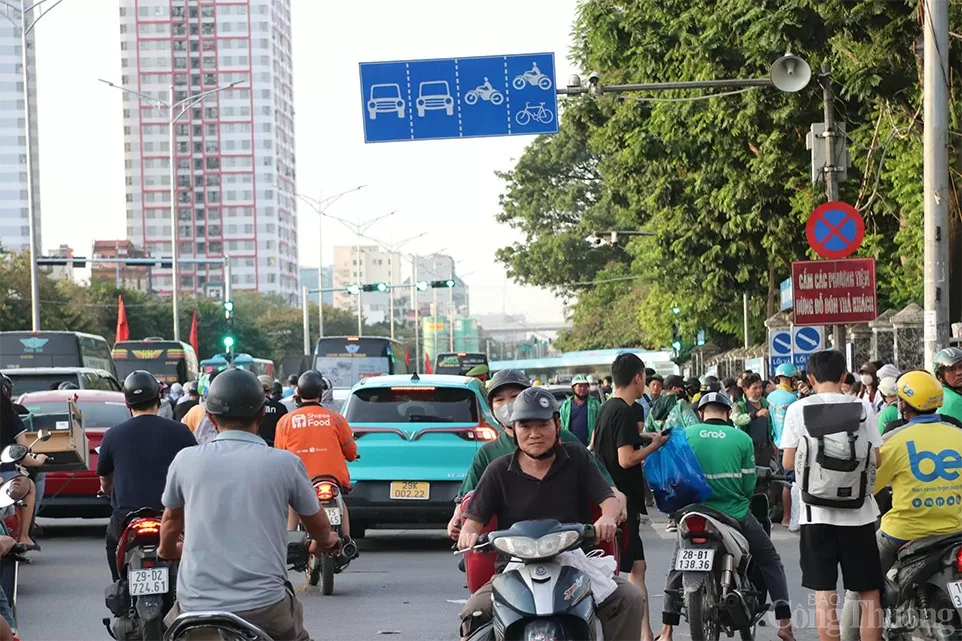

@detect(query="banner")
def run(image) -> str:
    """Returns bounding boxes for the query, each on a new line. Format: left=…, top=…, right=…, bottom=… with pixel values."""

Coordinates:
left=792, top=258, right=877, bottom=326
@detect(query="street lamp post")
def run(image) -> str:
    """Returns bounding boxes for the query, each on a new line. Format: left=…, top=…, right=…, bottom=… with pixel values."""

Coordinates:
left=1, top=0, right=70, bottom=331
left=354, top=232, right=428, bottom=341
left=99, top=78, right=246, bottom=341
left=297, top=186, right=366, bottom=340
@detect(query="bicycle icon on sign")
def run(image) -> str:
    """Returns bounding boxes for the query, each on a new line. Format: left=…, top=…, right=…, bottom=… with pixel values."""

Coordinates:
left=515, top=102, right=554, bottom=126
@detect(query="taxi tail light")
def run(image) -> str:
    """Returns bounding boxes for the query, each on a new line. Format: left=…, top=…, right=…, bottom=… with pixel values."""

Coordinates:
left=390, top=386, right=436, bottom=392
left=315, top=482, right=339, bottom=501
left=955, top=547, right=962, bottom=574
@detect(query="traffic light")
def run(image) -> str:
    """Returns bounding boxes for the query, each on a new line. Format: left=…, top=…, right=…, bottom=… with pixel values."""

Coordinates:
left=223, top=335, right=235, bottom=350
left=223, top=299, right=234, bottom=320
left=346, top=284, right=361, bottom=295
left=415, top=281, right=429, bottom=291
left=361, top=282, right=389, bottom=293
left=671, top=324, right=682, bottom=352
left=430, top=279, right=455, bottom=288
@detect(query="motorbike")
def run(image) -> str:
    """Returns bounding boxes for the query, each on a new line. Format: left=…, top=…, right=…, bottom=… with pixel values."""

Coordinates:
left=459, top=520, right=607, bottom=641
left=464, top=85, right=504, bottom=106
left=104, top=507, right=176, bottom=641
left=673, top=467, right=788, bottom=641
left=512, top=66, right=553, bottom=91
left=881, top=531, right=962, bottom=641
left=163, top=611, right=274, bottom=641
left=297, top=475, right=357, bottom=595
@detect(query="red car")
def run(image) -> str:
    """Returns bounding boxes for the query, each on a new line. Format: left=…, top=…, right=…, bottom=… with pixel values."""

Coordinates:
left=15, top=390, right=131, bottom=518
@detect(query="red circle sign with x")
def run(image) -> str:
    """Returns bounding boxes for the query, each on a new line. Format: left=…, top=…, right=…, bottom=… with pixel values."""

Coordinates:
left=806, top=201, right=865, bottom=259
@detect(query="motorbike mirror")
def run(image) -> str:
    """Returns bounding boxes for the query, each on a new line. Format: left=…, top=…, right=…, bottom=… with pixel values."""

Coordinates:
left=0, top=444, right=28, bottom=464
left=37, top=428, right=51, bottom=442
left=0, top=477, right=27, bottom=509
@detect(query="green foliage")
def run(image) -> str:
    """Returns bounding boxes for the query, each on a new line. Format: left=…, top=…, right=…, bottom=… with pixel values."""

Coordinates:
left=0, top=249, right=387, bottom=367
left=496, top=0, right=962, bottom=351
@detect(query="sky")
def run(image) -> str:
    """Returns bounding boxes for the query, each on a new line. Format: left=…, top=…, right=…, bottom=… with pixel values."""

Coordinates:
left=31, top=0, right=583, bottom=324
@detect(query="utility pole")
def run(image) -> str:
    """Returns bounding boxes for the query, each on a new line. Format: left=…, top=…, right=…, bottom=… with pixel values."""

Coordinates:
left=820, top=63, right=846, bottom=350
left=301, top=286, right=311, bottom=357
left=923, top=0, right=951, bottom=369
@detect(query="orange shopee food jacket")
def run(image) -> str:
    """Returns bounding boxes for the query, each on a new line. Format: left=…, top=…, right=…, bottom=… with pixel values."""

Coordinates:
left=274, top=402, right=357, bottom=488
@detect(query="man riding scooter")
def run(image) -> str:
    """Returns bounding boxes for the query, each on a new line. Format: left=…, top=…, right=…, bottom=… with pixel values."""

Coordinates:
left=274, top=371, right=358, bottom=543
left=456, top=387, right=645, bottom=641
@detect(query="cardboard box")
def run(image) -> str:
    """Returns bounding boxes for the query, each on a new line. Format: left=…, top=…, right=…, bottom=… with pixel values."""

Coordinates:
left=22, top=400, right=90, bottom=472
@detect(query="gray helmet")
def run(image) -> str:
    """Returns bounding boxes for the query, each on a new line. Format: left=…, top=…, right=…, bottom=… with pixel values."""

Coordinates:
left=206, top=368, right=265, bottom=419
left=934, top=347, right=962, bottom=380
left=510, top=387, right=561, bottom=422
left=486, top=369, right=531, bottom=402
left=697, top=391, right=733, bottom=412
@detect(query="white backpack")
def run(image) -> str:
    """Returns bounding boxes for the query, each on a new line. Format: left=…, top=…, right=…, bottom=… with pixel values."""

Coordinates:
left=794, top=402, right=873, bottom=511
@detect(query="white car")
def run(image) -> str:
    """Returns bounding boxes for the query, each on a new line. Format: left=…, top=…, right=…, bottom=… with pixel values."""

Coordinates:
left=367, top=83, right=405, bottom=120
left=416, top=81, right=454, bottom=117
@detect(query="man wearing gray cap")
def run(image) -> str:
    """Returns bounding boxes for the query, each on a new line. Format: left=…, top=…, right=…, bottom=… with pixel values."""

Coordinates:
left=456, top=386, right=645, bottom=641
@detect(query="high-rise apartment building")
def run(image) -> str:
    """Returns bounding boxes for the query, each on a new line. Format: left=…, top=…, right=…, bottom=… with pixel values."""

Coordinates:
left=0, top=18, right=41, bottom=253
left=118, top=0, right=298, bottom=303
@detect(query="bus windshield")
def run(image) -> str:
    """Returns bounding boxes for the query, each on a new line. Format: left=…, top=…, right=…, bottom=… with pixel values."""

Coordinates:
left=435, top=353, right=488, bottom=376
left=0, top=331, right=115, bottom=376
left=112, top=341, right=197, bottom=385
left=314, top=337, right=408, bottom=389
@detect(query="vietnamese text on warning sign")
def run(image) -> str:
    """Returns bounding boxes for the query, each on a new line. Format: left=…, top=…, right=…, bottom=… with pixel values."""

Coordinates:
left=791, top=258, right=877, bottom=326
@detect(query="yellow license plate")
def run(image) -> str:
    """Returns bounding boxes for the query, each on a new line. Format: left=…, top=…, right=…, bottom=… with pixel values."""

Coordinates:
left=389, top=481, right=430, bottom=500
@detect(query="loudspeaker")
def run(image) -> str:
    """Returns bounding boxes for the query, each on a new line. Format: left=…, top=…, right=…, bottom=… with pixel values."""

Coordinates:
left=770, top=54, right=811, bottom=93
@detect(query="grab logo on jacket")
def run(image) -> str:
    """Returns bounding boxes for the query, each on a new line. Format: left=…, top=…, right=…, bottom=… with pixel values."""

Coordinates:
left=908, top=441, right=962, bottom=482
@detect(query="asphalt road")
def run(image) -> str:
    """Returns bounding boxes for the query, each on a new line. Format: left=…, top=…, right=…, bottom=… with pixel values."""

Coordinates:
left=18, top=514, right=823, bottom=641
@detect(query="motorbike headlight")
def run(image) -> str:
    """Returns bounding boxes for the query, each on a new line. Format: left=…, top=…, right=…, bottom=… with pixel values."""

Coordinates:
left=492, top=531, right=580, bottom=559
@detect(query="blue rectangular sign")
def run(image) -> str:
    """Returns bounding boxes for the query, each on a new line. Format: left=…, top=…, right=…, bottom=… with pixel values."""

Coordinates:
left=359, top=53, right=559, bottom=143
left=779, top=278, right=793, bottom=312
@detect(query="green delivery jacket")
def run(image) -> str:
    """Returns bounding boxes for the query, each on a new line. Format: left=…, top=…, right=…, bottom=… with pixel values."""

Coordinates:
left=559, top=396, right=601, bottom=444
left=455, top=430, right=614, bottom=501
left=939, top=386, right=962, bottom=426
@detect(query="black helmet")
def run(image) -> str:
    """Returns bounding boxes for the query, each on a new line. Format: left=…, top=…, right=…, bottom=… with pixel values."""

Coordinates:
left=123, top=370, right=161, bottom=405
left=510, top=387, right=561, bottom=422
left=664, top=374, right=685, bottom=391
left=0, top=374, right=11, bottom=398
left=702, top=375, right=721, bottom=393
left=296, top=370, right=325, bottom=400
left=684, top=377, right=701, bottom=395
left=697, top=391, right=733, bottom=412
left=486, top=369, right=531, bottom=402
left=206, top=368, right=265, bottom=419
left=271, top=381, right=283, bottom=397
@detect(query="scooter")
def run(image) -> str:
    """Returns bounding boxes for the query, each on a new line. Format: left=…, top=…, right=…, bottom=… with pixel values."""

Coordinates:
left=459, top=520, right=606, bottom=641
left=881, top=531, right=962, bottom=641
left=104, top=508, right=176, bottom=641
left=673, top=467, right=788, bottom=641
left=464, top=84, right=504, bottom=105
left=298, top=476, right=357, bottom=595
left=164, top=611, right=274, bottom=641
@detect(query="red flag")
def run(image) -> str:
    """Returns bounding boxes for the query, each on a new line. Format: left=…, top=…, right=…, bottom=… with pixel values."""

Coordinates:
left=115, top=295, right=130, bottom=343
left=189, top=310, right=199, bottom=357
left=424, top=351, right=433, bottom=375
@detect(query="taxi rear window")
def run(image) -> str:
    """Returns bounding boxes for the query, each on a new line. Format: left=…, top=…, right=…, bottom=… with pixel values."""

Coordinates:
left=345, top=388, right=478, bottom=424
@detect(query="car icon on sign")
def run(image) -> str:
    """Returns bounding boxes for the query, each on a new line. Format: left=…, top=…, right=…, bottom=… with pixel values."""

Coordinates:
left=367, top=83, right=405, bottom=120
left=416, top=80, right=454, bottom=117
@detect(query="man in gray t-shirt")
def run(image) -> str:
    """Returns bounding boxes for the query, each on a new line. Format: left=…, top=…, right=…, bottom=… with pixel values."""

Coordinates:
left=159, top=368, right=338, bottom=641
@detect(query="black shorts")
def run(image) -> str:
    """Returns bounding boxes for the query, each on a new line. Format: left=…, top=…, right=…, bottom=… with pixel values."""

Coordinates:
left=621, top=508, right=645, bottom=572
left=799, top=522, right=883, bottom=592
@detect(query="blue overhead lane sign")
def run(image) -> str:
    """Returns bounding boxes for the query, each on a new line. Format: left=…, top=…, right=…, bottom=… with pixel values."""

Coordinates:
left=359, top=53, right=559, bottom=143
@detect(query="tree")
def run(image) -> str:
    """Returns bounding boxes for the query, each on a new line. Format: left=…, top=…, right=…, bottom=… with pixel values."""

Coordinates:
left=496, top=0, right=962, bottom=351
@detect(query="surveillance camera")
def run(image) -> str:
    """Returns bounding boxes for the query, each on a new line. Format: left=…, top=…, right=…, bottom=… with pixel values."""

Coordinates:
left=588, top=72, right=601, bottom=86
left=584, top=234, right=605, bottom=248
left=567, top=74, right=582, bottom=90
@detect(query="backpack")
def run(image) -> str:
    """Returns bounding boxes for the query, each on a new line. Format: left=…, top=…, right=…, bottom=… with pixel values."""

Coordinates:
left=795, top=402, right=872, bottom=511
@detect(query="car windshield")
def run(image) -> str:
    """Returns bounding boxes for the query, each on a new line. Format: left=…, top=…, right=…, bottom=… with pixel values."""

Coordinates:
left=345, top=387, right=477, bottom=423
left=22, top=401, right=130, bottom=428
left=421, top=82, right=448, bottom=96
left=5, top=373, right=77, bottom=394
left=372, top=85, right=398, bottom=99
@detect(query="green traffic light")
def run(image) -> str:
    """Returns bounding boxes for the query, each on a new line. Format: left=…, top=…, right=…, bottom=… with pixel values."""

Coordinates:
left=415, top=281, right=429, bottom=291
left=671, top=306, right=681, bottom=315
left=672, top=340, right=682, bottom=351
left=445, top=279, right=455, bottom=288
left=376, top=282, right=388, bottom=292
left=224, top=300, right=234, bottom=312
left=223, top=336, right=235, bottom=349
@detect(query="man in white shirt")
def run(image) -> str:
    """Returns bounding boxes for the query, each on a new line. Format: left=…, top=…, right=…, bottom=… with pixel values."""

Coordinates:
left=781, top=350, right=883, bottom=641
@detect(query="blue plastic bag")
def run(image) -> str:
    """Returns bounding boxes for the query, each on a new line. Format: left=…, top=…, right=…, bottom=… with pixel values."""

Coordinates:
left=642, top=427, right=712, bottom=514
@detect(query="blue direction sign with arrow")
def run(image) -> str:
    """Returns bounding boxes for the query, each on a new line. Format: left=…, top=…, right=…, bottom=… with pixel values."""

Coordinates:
left=769, top=329, right=792, bottom=374
left=359, top=53, right=558, bottom=143
left=792, top=325, right=823, bottom=370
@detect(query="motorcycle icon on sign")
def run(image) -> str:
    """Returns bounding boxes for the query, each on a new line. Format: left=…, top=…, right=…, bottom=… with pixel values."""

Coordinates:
left=513, top=62, right=553, bottom=91
left=515, top=102, right=554, bottom=126
left=464, top=78, right=504, bottom=106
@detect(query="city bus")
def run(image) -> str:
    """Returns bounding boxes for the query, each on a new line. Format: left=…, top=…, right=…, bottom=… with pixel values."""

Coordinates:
left=435, top=352, right=489, bottom=378
left=200, top=354, right=275, bottom=378
left=314, top=336, right=409, bottom=389
left=0, top=331, right=116, bottom=377
left=112, top=338, right=199, bottom=385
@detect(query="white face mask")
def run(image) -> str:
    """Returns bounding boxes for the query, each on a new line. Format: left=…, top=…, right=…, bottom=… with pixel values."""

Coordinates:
left=494, top=403, right=514, bottom=427
left=860, top=374, right=874, bottom=386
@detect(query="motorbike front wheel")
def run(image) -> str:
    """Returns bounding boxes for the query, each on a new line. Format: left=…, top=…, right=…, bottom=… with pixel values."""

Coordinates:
left=465, top=92, right=478, bottom=105
left=687, top=579, right=721, bottom=641
left=512, top=76, right=526, bottom=90
left=321, top=556, right=335, bottom=596
left=139, top=617, right=164, bottom=641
